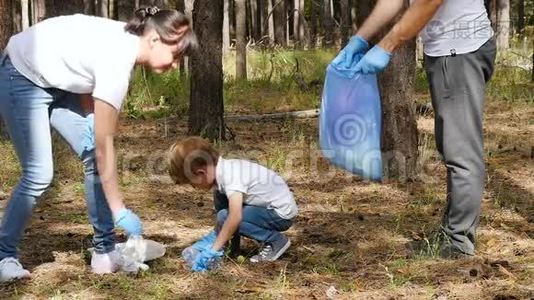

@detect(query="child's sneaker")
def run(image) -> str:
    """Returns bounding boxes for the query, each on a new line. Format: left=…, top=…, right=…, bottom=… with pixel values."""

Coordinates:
left=91, top=249, right=121, bottom=274
left=250, top=235, right=291, bottom=263
left=0, top=257, right=31, bottom=282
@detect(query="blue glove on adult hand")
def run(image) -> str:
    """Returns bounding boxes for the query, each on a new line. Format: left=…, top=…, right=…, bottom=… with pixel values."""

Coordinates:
left=114, top=208, right=143, bottom=236
left=354, top=45, right=392, bottom=75
left=191, top=248, right=223, bottom=272
left=191, top=230, right=217, bottom=251
left=331, top=35, right=369, bottom=68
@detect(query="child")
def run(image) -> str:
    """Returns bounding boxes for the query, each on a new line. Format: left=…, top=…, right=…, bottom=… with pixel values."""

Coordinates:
left=167, top=137, right=298, bottom=271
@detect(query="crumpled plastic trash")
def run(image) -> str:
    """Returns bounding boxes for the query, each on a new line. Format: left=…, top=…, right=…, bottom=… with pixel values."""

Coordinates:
left=319, top=63, right=383, bottom=181
left=89, top=236, right=166, bottom=274
left=181, top=246, right=222, bottom=271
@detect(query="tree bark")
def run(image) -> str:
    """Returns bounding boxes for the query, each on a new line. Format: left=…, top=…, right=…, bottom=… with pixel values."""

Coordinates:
left=267, top=0, right=274, bottom=43
left=377, top=0, right=418, bottom=181
left=0, top=0, right=12, bottom=139
left=517, top=0, right=524, bottom=34
left=339, top=0, right=351, bottom=47
left=309, top=0, right=318, bottom=48
left=322, top=0, right=334, bottom=47
left=0, top=0, right=12, bottom=53
left=182, top=0, right=194, bottom=75
left=298, top=0, right=304, bottom=45
left=98, top=0, right=109, bottom=17
left=235, top=0, right=247, bottom=79
left=249, top=0, right=260, bottom=42
left=496, top=0, right=509, bottom=50
left=189, top=0, right=226, bottom=140
left=84, top=0, right=96, bottom=15
left=272, top=0, right=286, bottom=46
left=12, top=0, right=22, bottom=33
left=223, top=0, right=230, bottom=54
left=31, top=0, right=46, bottom=24
left=293, top=0, right=299, bottom=44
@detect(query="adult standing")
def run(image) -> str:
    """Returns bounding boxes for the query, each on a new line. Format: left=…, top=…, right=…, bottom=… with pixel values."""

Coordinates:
left=0, top=6, right=197, bottom=281
left=332, top=0, right=496, bottom=257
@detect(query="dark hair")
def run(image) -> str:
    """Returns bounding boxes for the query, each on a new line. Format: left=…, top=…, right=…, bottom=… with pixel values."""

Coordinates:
left=125, top=6, right=198, bottom=56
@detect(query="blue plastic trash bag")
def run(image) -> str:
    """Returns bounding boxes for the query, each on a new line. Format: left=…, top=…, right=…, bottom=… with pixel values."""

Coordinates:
left=319, top=64, right=383, bottom=181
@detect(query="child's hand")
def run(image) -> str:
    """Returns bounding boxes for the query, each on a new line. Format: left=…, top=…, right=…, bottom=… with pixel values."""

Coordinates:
left=191, top=230, right=217, bottom=251
left=191, top=248, right=223, bottom=272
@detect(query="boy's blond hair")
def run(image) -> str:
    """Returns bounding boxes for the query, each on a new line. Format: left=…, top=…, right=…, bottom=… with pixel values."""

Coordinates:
left=167, top=136, right=219, bottom=184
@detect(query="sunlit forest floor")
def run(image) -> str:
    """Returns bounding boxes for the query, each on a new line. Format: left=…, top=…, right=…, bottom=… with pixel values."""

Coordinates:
left=1, top=47, right=533, bottom=299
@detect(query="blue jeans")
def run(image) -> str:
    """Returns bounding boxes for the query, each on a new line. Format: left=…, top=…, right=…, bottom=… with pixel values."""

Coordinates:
left=0, top=55, right=115, bottom=258
left=214, top=191, right=292, bottom=244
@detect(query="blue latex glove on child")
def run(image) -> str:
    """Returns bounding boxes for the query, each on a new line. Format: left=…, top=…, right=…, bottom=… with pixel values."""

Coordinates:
left=188, top=230, right=224, bottom=272
left=191, top=248, right=224, bottom=272
left=331, top=35, right=392, bottom=75
left=114, top=208, right=143, bottom=236
left=191, top=230, right=217, bottom=251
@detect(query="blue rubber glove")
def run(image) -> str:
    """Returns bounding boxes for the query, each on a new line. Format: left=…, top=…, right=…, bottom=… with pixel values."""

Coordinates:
left=191, top=230, right=217, bottom=251
left=114, top=208, right=143, bottom=236
left=191, top=248, right=223, bottom=272
left=354, top=45, right=392, bottom=75
left=331, top=35, right=369, bottom=68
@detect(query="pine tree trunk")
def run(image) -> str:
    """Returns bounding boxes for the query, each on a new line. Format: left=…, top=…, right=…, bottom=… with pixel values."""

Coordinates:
left=223, top=0, right=230, bottom=54
left=84, top=0, right=96, bottom=15
left=12, top=0, right=22, bottom=33
left=0, top=0, right=12, bottom=54
left=339, top=0, right=351, bottom=47
left=293, top=0, right=299, bottom=44
left=298, top=0, right=305, bottom=45
left=249, top=0, right=260, bottom=42
left=273, top=0, right=286, bottom=46
left=378, top=0, right=418, bottom=181
left=259, top=0, right=267, bottom=39
left=0, top=0, right=12, bottom=139
left=189, top=0, right=226, bottom=141
left=496, top=0, right=509, bottom=50
left=183, top=0, right=194, bottom=75
left=31, top=0, right=46, bottom=24
left=322, top=0, right=334, bottom=47
left=235, top=0, right=247, bottom=79
left=517, top=0, right=524, bottom=34
left=267, top=0, right=274, bottom=43
left=98, top=0, right=109, bottom=17
left=309, top=0, right=317, bottom=48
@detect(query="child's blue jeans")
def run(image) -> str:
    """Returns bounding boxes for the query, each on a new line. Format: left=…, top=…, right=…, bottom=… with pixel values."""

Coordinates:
left=214, top=191, right=292, bottom=245
left=0, top=55, right=115, bottom=259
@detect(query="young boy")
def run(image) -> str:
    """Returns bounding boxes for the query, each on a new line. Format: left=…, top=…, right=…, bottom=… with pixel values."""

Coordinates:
left=167, top=137, right=298, bottom=271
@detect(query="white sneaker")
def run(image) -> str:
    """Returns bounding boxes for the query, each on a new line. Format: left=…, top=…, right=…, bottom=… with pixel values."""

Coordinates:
left=0, top=257, right=31, bottom=282
left=91, top=250, right=121, bottom=274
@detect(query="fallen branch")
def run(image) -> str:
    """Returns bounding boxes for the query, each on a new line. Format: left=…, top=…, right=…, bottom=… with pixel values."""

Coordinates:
left=225, top=109, right=320, bottom=122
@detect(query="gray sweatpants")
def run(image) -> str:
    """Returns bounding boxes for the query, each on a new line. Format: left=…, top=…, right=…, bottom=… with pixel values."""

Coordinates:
left=424, top=38, right=496, bottom=255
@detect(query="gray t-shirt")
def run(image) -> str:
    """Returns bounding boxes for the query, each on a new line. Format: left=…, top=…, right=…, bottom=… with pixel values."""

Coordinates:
left=420, top=0, right=493, bottom=57
left=215, top=157, right=298, bottom=219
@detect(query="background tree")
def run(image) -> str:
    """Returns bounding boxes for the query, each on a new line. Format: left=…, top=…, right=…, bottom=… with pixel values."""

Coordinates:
left=235, top=0, right=247, bottom=79
left=321, top=0, right=334, bottom=47
left=223, top=0, right=230, bottom=54
left=273, top=0, right=286, bottom=46
left=496, top=0, right=510, bottom=49
left=0, top=0, right=12, bottom=138
left=189, top=0, right=226, bottom=140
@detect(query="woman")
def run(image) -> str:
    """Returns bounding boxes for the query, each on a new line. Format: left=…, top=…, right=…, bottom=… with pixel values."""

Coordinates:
left=0, top=6, right=196, bottom=281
